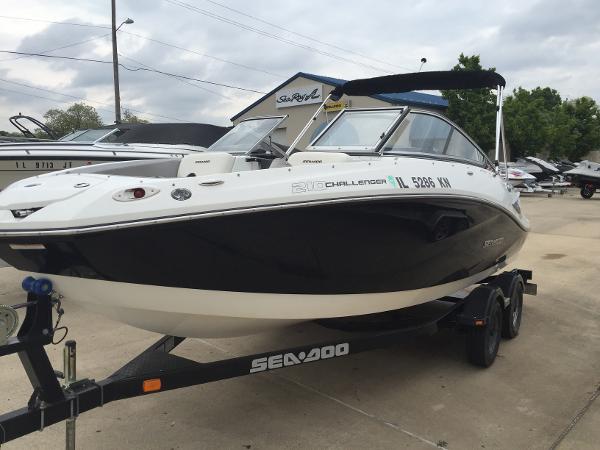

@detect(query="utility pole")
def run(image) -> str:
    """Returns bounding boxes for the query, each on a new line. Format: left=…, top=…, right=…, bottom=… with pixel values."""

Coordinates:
left=111, top=0, right=122, bottom=123
left=110, top=2, right=134, bottom=124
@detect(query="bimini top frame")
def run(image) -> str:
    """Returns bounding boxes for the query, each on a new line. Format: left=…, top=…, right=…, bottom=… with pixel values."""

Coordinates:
left=285, top=70, right=508, bottom=178
left=9, top=114, right=58, bottom=140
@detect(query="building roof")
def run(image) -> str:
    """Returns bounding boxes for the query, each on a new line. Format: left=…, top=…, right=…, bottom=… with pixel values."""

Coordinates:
left=231, top=72, right=449, bottom=121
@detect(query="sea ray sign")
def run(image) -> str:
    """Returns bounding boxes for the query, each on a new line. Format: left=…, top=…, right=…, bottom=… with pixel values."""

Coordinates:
left=276, top=84, right=322, bottom=108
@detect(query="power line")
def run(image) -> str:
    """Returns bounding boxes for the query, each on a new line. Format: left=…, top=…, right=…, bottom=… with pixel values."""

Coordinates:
left=0, top=14, right=110, bottom=29
left=163, top=0, right=394, bottom=74
left=0, top=85, right=115, bottom=115
left=1, top=29, right=235, bottom=100
left=201, top=0, right=412, bottom=71
left=120, top=64, right=265, bottom=93
left=0, top=77, right=188, bottom=122
left=0, top=33, right=111, bottom=63
left=118, top=53, right=232, bottom=99
left=0, top=32, right=234, bottom=111
left=0, top=15, right=283, bottom=79
left=0, top=50, right=267, bottom=94
left=119, top=30, right=283, bottom=78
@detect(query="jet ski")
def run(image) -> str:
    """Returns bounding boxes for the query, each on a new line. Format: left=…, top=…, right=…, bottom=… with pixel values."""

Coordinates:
left=550, top=159, right=577, bottom=173
left=501, top=167, right=537, bottom=189
left=564, top=160, right=600, bottom=198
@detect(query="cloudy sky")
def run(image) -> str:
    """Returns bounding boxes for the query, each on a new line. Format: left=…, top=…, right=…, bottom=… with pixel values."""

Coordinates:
left=0, top=0, right=598, bottom=132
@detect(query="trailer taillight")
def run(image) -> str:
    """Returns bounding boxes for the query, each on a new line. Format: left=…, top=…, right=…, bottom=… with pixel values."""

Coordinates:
left=142, top=378, right=161, bottom=393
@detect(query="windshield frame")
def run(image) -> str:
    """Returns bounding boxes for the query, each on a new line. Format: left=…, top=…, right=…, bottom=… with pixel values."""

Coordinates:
left=207, top=115, right=287, bottom=154
left=305, top=107, right=406, bottom=154
left=381, top=109, right=496, bottom=169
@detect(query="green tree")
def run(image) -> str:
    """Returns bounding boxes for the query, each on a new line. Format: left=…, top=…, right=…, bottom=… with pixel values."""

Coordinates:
left=43, top=103, right=103, bottom=137
left=0, top=130, right=23, bottom=137
left=547, top=103, right=578, bottom=159
left=441, top=54, right=498, bottom=153
left=503, top=88, right=553, bottom=158
left=562, top=97, right=600, bottom=160
left=122, top=109, right=149, bottom=124
left=503, top=87, right=581, bottom=159
left=526, top=87, right=563, bottom=110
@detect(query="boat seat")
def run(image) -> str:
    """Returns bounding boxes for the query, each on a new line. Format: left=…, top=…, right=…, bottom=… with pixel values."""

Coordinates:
left=177, top=152, right=235, bottom=177
left=287, top=151, right=352, bottom=166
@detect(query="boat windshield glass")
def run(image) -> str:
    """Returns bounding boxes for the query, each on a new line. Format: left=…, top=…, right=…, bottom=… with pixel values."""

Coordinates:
left=59, top=130, right=87, bottom=141
left=207, top=117, right=285, bottom=153
left=307, top=109, right=403, bottom=152
left=60, top=128, right=122, bottom=143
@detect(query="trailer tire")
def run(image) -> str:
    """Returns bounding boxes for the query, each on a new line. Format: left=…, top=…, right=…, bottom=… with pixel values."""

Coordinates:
left=581, top=185, right=595, bottom=199
left=466, top=296, right=503, bottom=368
left=502, top=281, right=523, bottom=339
left=488, top=272, right=524, bottom=339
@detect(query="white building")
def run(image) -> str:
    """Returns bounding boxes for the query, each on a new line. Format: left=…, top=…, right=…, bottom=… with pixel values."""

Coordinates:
left=231, top=72, right=448, bottom=149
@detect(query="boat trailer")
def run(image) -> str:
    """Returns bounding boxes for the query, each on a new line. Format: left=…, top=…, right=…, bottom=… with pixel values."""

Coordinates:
left=0, top=270, right=536, bottom=448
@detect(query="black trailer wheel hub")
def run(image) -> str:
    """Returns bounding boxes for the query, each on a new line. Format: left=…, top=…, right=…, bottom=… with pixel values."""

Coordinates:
left=512, top=293, right=523, bottom=329
left=488, top=305, right=502, bottom=356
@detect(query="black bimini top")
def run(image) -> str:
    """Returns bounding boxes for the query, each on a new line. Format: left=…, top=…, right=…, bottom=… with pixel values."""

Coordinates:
left=330, top=70, right=506, bottom=100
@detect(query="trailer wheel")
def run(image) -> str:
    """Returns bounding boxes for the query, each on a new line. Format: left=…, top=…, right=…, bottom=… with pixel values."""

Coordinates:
left=502, top=281, right=523, bottom=339
left=466, top=296, right=503, bottom=368
left=487, top=272, right=524, bottom=339
left=581, top=185, right=595, bottom=199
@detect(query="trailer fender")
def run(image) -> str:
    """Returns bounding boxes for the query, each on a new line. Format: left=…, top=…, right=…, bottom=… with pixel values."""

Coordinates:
left=487, top=271, right=524, bottom=309
left=456, top=285, right=504, bottom=328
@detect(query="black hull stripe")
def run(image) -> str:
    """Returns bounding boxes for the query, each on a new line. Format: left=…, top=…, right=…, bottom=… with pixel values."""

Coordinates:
left=0, top=197, right=527, bottom=294
left=0, top=193, right=529, bottom=236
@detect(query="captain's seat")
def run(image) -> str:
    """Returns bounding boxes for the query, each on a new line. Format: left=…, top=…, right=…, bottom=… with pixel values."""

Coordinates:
left=177, top=152, right=235, bottom=177
left=287, top=151, right=352, bottom=166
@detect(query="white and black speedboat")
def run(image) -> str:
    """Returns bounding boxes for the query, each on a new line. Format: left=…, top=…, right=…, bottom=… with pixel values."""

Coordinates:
left=0, top=71, right=528, bottom=338
left=564, top=160, right=600, bottom=198
left=0, top=123, right=230, bottom=189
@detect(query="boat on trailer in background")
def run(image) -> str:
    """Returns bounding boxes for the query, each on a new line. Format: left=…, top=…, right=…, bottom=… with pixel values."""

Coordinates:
left=0, top=121, right=230, bottom=189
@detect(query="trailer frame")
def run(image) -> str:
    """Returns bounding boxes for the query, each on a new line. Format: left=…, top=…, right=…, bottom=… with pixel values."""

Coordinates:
left=0, top=269, right=536, bottom=446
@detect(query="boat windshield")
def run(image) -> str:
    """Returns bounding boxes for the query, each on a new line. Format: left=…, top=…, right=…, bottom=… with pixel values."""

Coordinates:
left=207, top=116, right=286, bottom=154
left=60, top=128, right=123, bottom=143
left=307, top=108, right=403, bottom=152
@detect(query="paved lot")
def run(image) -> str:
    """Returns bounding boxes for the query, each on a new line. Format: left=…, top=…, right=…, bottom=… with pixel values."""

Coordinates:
left=1, top=189, right=599, bottom=449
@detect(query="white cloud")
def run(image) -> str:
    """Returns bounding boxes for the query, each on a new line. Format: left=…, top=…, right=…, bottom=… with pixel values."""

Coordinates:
left=0, top=0, right=597, bottom=133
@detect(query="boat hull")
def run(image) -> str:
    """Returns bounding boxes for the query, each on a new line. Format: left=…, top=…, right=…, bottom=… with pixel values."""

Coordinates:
left=0, top=196, right=526, bottom=336
left=21, top=265, right=503, bottom=337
